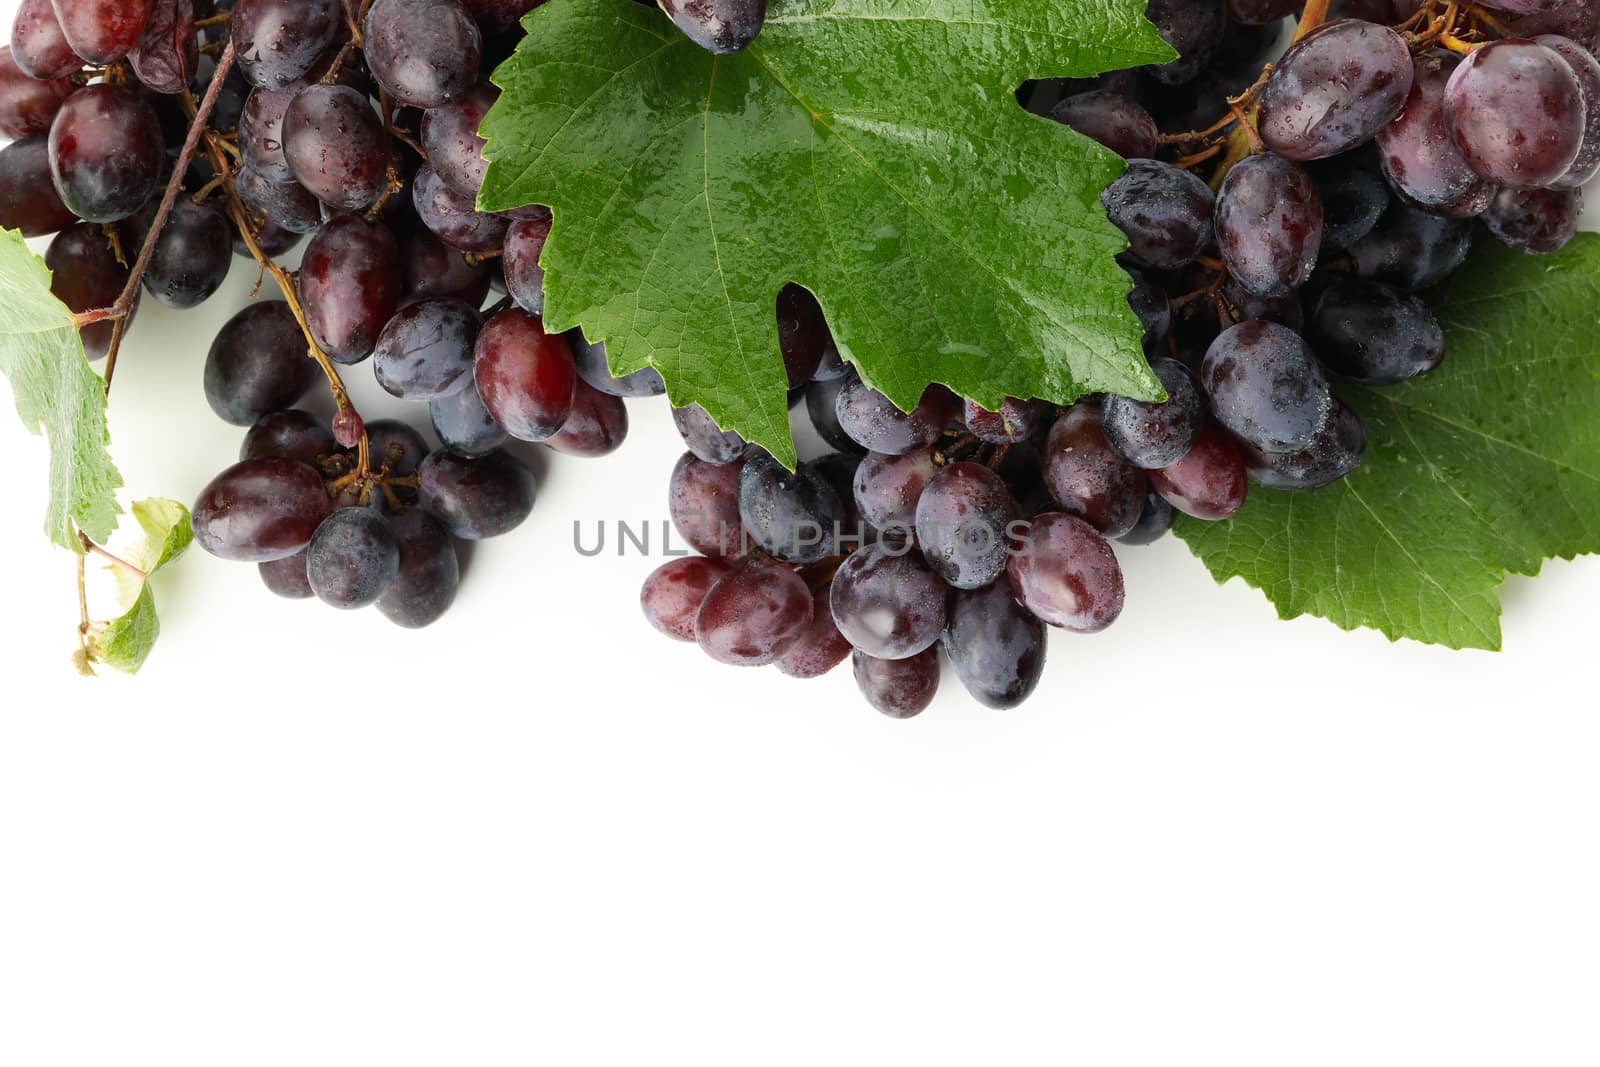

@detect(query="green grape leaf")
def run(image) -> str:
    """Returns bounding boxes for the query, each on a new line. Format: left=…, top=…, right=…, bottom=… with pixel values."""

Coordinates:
left=0, top=228, right=123, bottom=549
left=1174, top=236, right=1600, bottom=651
left=85, top=499, right=193, bottom=676
left=480, top=0, right=1174, bottom=466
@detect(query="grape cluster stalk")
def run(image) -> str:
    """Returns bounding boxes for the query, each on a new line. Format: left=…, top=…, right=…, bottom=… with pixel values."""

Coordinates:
left=638, top=0, right=1597, bottom=718
left=2, top=0, right=1593, bottom=704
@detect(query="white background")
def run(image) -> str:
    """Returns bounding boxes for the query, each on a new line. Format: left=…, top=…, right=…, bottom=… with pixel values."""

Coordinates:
left=3, top=8, right=1599, bottom=1063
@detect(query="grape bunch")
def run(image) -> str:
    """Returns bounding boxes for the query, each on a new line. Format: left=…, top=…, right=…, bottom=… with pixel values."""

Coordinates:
left=0, top=0, right=657, bottom=626
left=640, top=0, right=1597, bottom=718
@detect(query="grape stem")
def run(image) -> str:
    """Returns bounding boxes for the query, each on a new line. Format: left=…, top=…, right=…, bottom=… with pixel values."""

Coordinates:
left=78, top=531, right=150, bottom=579
left=77, top=39, right=243, bottom=392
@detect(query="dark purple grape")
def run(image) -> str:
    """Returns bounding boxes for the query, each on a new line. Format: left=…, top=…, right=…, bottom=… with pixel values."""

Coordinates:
left=232, top=0, right=339, bottom=90
left=1117, top=489, right=1174, bottom=545
left=282, top=84, right=388, bottom=212
left=400, top=223, right=493, bottom=305
left=915, top=461, right=1019, bottom=589
left=1202, top=320, right=1333, bottom=453
left=412, top=163, right=508, bottom=252
left=1444, top=38, right=1585, bottom=187
left=1537, top=35, right=1600, bottom=188
left=137, top=198, right=231, bottom=309
left=299, top=216, right=402, bottom=364
left=1050, top=90, right=1158, bottom=158
left=1258, top=19, right=1415, bottom=161
left=804, top=374, right=865, bottom=454
left=963, top=397, right=1045, bottom=444
left=48, top=0, right=155, bottom=64
left=376, top=508, right=460, bottom=628
left=1348, top=200, right=1473, bottom=290
left=775, top=583, right=853, bottom=679
left=0, top=136, right=77, bottom=237
left=660, top=0, right=767, bottom=55
left=738, top=451, right=847, bottom=564
left=669, top=451, right=747, bottom=558
left=546, top=379, right=628, bottom=457
left=1100, top=159, right=1216, bottom=270
left=695, top=560, right=813, bottom=666
left=45, top=225, right=129, bottom=361
left=1041, top=405, right=1148, bottom=538
left=1149, top=423, right=1248, bottom=519
left=472, top=308, right=577, bottom=439
left=420, top=82, right=498, bottom=198
left=1309, top=278, right=1444, bottom=384
left=1306, top=156, right=1389, bottom=254
left=192, top=458, right=331, bottom=562
left=429, top=377, right=506, bottom=457
left=130, top=0, right=197, bottom=95
left=363, top=0, right=482, bottom=108
left=11, top=0, right=77, bottom=80
left=240, top=81, right=309, bottom=183
left=853, top=647, right=941, bottom=719
left=234, top=164, right=322, bottom=233
left=1216, top=153, right=1323, bottom=298
left=571, top=333, right=666, bottom=398
left=1005, top=512, right=1124, bottom=633
left=365, top=420, right=429, bottom=477
left=1226, top=0, right=1301, bottom=24
left=944, top=581, right=1046, bottom=710
left=502, top=212, right=551, bottom=314
left=258, top=550, right=313, bottom=599
left=47, top=84, right=163, bottom=223
left=305, top=508, right=399, bottom=609
left=1142, top=0, right=1226, bottom=85
left=240, top=409, right=335, bottom=465
left=777, top=284, right=826, bottom=388
left=642, top=556, right=737, bottom=642
left=1241, top=402, right=1367, bottom=491
left=1377, top=52, right=1494, bottom=212
left=1102, top=357, right=1204, bottom=470
left=829, top=545, right=946, bottom=660
left=461, top=0, right=540, bottom=34
left=1482, top=185, right=1584, bottom=255
left=810, top=335, right=850, bottom=381
left=417, top=448, right=535, bottom=539
left=673, top=402, right=747, bottom=464
left=374, top=298, right=482, bottom=402
left=205, top=302, right=316, bottom=425
left=834, top=380, right=954, bottom=455
left=853, top=447, right=938, bottom=532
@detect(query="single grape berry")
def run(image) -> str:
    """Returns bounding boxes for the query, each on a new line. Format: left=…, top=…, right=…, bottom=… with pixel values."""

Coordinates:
left=306, top=509, right=401, bottom=610
left=47, top=84, right=164, bottom=224
left=417, top=449, right=536, bottom=540
left=44, top=225, right=129, bottom=362
left=673, top=402, right=748, bottom=464
left=916, top=461, right=1019, bottom=590
left=775, top=583, right=854, bottom=680
left=738, top=452, right=848, bottom=565
left=1257, top=19, right=1415, bottom=161
left=1481, top=185, right=1584, bottom=256
left=375, top=299, right=483, bottom=402
left=1041, top=406, right=1147, bottom=538
left=11, top=0, right=78, bottom=80
left=642, top=556, right=738, bottom=642
left=853, top=647, right=942, bottom=719
left=853, top=447, right=938, bottom=532
left=299, top=216, right=403, bottom=364
left=1100, top=159, right=1215, bottom=270
left=1377, top=52, right=1495, bottom=212
left=1005, top=512, right=1125, bottom=633
left=137, top=198, right=232, bottom=310
left=669, top=451, right=748, bottom=558
left=0, top=136, right=77, bottom=237
left=1142, top=0, right=1227, bottom=86
left=1444, top=38, right=1586, bottom=188
left=47, top=0, right=155, bottom=65
left=1348, top=200, right=1474, bottom=291
left=546, top=380, right=629, bottom=458
left=129, top=0, right=198, bottom=95
left=1103, top=357, right=1206, bottom=470
left=1202, top=320, right=1334, bottom=454
left=695, top=561, right=814, bottom=667
left=430, top=378, right=508, bottom=458
left=1308, top=278, right=1445, bottom=385
left=473, top=309, right=578, bottom=440
left=830, top=545, right=947, bottom=661
left=1215, top=153, right=1323, bottom=299
left=1050, top=90, right=1159, bottom=159
left=376, top=509, right=462, bottom=629
left=571, top=334, right=666, bottom=399
left=282, top=84, right=389, bottom=212
left=192, top=458, right=332, bottom=562
left=1118, top=490, right=1175, bottom=546
left=363, top=0, right=483, bottom=108
left=1148, top=423, right=1248, bottom=520
left=834, top=380, right=954, bottom=455
left=204, top=302, right=317, bottom=426
left=1240, top=403, right=1367, bottom=491
left=943, top=581, right=1047, bottom=710
left=240, top=410, right=336, bottom=466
